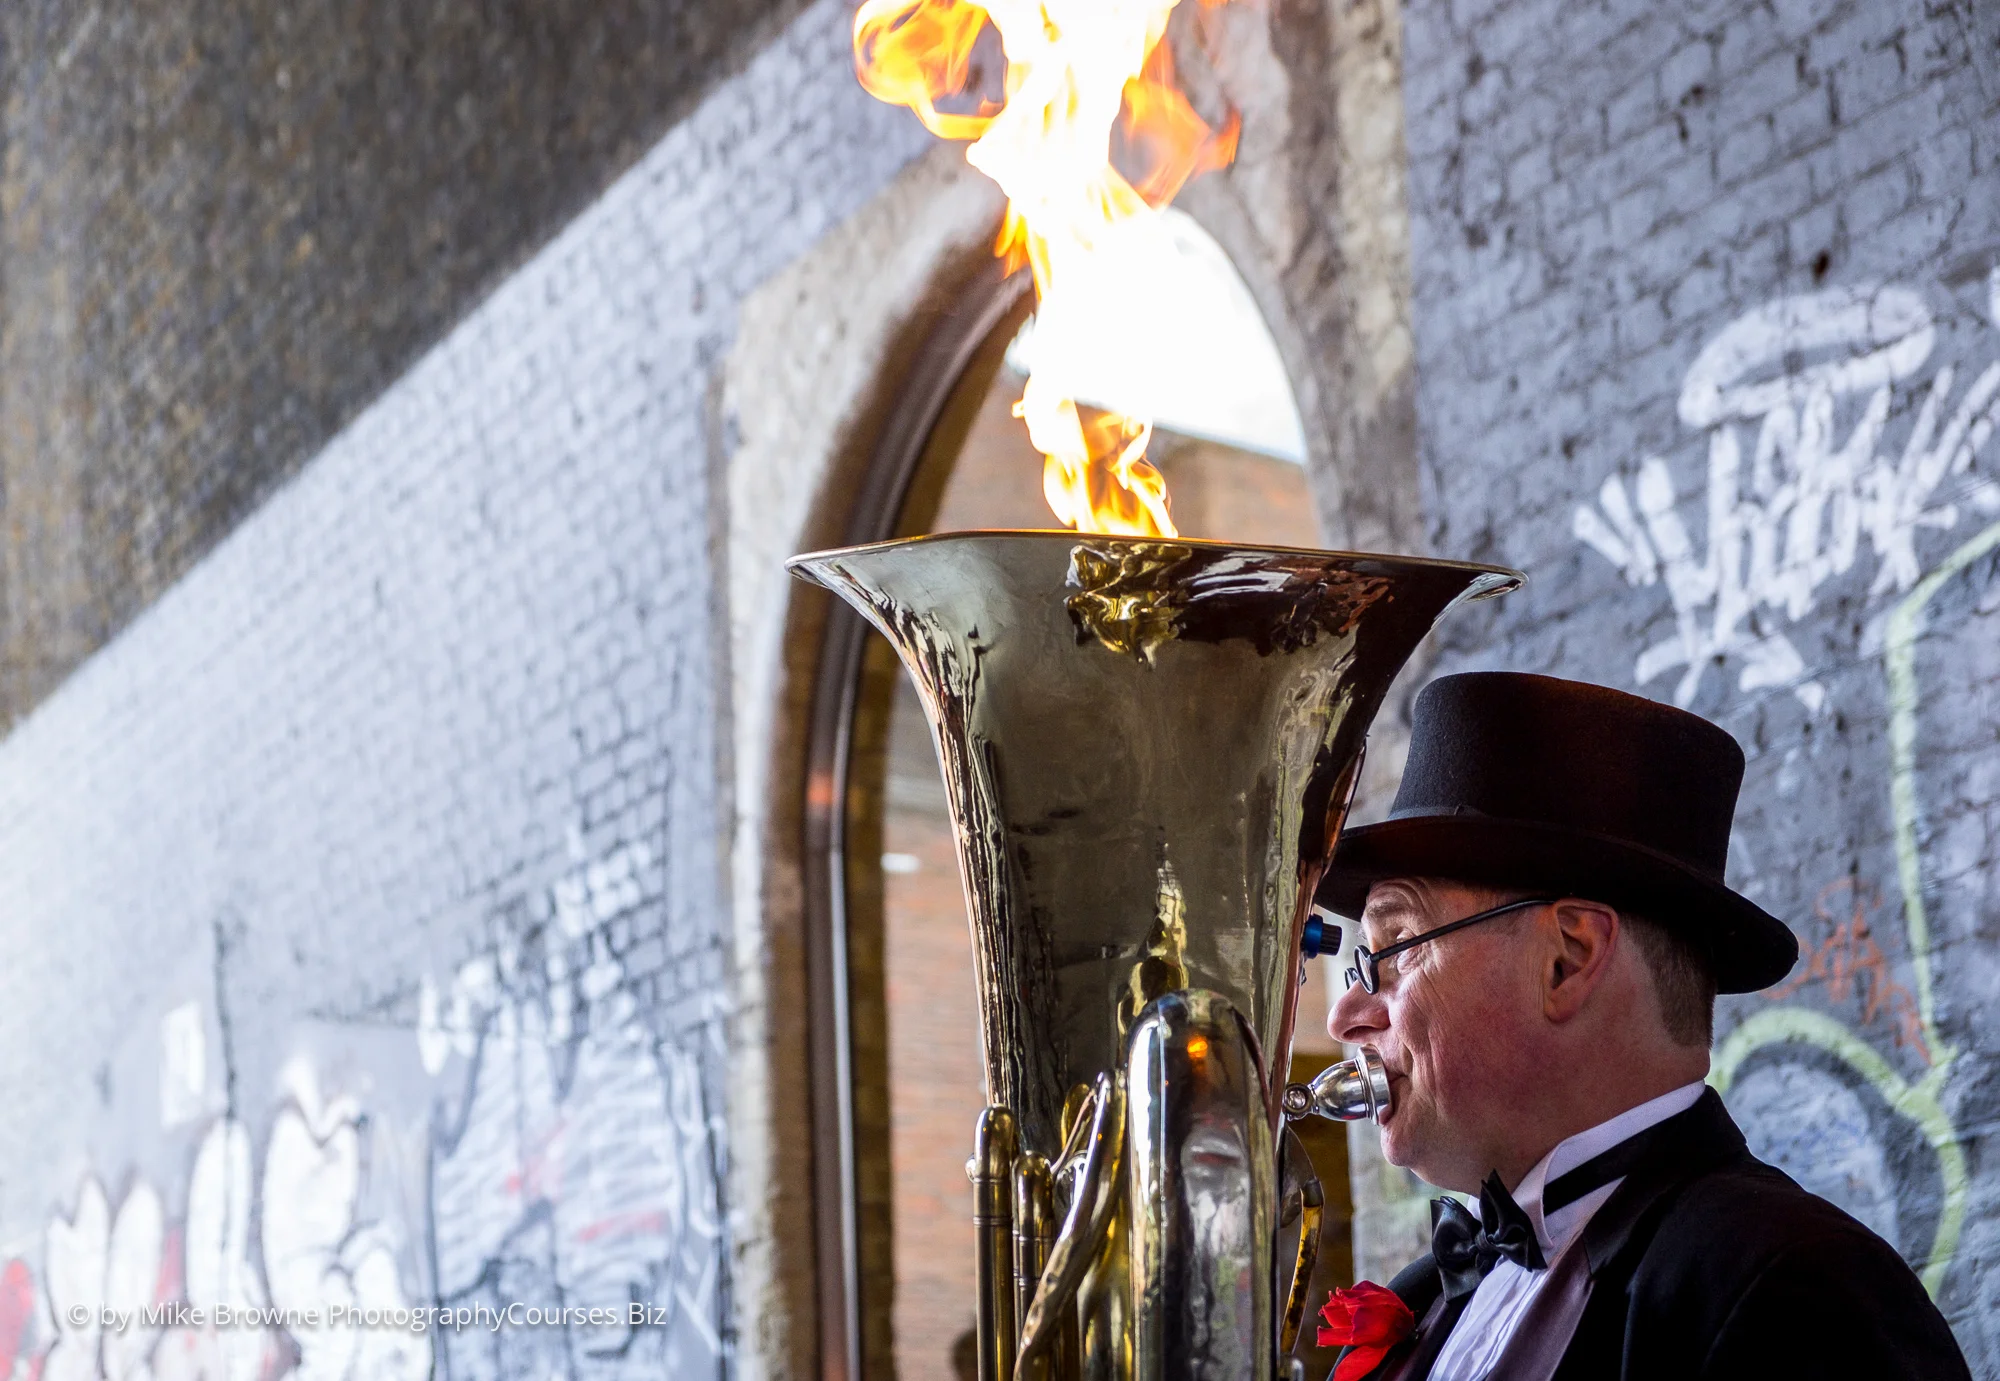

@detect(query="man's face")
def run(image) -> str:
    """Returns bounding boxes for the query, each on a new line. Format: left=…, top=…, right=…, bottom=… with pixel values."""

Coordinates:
left=1327, top=877, right=1546, bottom=1192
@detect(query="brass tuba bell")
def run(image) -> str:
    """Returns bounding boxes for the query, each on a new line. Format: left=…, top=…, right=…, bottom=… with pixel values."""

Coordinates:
left=790, top=531, right=1518, bottom=1381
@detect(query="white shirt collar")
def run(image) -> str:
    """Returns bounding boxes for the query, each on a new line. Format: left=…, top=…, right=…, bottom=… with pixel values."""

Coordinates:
left=1508, top=1080, right=1708, bottom=1255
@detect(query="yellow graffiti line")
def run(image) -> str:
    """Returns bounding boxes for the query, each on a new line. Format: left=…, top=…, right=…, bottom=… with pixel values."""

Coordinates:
left=1711, top=517, right=2000, bottom=1302
left=1712, top=1007, right=1966, bottom=1297
left=1884, top=515, right=2000, bottom=1055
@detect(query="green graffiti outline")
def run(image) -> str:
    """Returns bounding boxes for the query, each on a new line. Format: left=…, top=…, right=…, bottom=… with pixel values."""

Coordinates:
left=1712, top=1008, right=1964, bottom=1296
left=1886, top=517, right=2000, bottom=1041
left=1711, top=516, right=2000, bottom=1300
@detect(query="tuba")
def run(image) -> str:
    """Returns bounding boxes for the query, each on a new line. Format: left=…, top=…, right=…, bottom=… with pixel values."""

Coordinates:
left=790, top=531, right=1518, bottom=1381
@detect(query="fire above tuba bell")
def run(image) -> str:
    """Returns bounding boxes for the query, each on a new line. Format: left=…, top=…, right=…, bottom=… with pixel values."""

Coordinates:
left=790, top=531, right=1519, bottom=1381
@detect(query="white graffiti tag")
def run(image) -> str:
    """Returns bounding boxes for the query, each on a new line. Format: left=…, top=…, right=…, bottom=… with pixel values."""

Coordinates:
left=420, top=831, right=729, bottom=1379
left=43, top=1069, right=427, bottom=1381
left=1575, top=284, right=2000, bottom=709
left=43, top=1180, right=163, bottom=1381
left=259, top=1063, right=428, bottom=1381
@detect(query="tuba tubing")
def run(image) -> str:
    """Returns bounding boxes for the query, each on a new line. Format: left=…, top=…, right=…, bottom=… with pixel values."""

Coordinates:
left=1277, top=1129, right=1325, bottom=1356
left=972, top=1108, right=1022, bottom=1381
left=1014, top=1152, right=1057, bottom=1348
left=1126, top=990, right=1275, bottom=1381
left=1018, top=1072, right=1125, bottom=1372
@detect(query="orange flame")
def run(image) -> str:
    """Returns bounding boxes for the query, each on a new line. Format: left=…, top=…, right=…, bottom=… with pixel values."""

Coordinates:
left=853, top=0, right=1000, bottom=140
left=854, top=0, right=1239, bottom=537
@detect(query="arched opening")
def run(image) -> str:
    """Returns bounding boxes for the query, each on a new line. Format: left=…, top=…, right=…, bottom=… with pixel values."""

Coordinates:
left=800, top=211, right=1356, bottom=1381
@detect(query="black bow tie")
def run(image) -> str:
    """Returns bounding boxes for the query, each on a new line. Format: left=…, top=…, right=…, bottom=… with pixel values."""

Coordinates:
left=1431, top=1173, right=1548, bottom=1300
left=1430, top=1111, right=1689, bottom=1300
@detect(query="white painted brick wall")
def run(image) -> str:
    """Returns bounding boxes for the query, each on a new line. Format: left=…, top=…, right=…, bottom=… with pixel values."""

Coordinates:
left=0, top=2, right=928, bottom=1376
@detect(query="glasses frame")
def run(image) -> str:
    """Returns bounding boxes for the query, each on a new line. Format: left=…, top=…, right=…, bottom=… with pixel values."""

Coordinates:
left=1344, top=896, right=1559, bottom=994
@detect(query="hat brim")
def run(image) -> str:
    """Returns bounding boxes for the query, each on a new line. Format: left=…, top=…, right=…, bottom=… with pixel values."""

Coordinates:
left=1322, top=814, right=1798, bottom=994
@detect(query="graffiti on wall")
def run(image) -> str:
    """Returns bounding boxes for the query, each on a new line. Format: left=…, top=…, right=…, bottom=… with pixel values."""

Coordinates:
left=1574, top=274, right=2000, bottom=1298
left=422, top=834, right=729, bottom=1380
left=1574, top=278, right=2000, bottom=712
left=5, top=831, right=729, bottom=1381
left=40, top=1063, right=428, bottom=1381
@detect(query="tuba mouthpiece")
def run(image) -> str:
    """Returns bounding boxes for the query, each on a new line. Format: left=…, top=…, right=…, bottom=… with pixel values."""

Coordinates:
left=1283, top=1047, right=1392, bottom=1123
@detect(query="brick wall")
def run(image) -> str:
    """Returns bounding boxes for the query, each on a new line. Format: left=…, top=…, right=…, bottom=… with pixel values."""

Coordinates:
left=0, top=2, right=928, bottom=1377
left=0, top=0, right=809, bottom=730
left=1393, top=0, right=2000, bottom=1360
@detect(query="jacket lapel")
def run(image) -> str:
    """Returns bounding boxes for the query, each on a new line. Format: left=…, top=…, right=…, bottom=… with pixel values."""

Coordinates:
left=1581, top=1087, right=1746, bottom=1276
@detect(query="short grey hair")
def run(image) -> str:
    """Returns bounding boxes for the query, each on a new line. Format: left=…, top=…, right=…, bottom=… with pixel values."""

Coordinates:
left=1619, top=910, right=1716, bottom=1048
left=1473, top=884, right=1715, bottom=1047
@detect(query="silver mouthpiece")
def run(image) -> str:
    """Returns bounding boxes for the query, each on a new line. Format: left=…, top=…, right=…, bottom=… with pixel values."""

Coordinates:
left=1281, top=1047, right=1392, bottom=1123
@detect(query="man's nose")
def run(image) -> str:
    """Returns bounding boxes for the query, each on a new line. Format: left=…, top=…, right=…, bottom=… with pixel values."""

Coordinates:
left=1329, top=972, right=1388, bottom=1046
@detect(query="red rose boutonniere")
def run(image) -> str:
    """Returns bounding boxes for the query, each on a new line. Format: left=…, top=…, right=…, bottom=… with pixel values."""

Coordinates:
left=1317, top=1282, right=1416, bottom=1381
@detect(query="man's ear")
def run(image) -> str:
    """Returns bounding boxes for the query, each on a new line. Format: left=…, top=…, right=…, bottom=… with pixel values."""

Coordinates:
left=1542, top=899, right=1619, bottom=1023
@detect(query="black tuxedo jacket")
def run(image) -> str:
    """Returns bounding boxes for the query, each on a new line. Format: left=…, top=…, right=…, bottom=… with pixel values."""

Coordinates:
left=1342, top=1089, right=1971, bottom=1381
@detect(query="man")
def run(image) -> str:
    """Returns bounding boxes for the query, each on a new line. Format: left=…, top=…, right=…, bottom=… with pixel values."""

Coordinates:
left=1316, top=672, right=1970, bottom=1380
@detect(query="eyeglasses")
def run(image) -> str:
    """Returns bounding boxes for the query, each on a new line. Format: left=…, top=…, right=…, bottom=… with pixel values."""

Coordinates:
left=1344, top=897, right=1558, bottom=994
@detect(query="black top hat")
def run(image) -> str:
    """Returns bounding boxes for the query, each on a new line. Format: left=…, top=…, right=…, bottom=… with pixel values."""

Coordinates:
left=1321, top=672, right=1797, bottom=993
